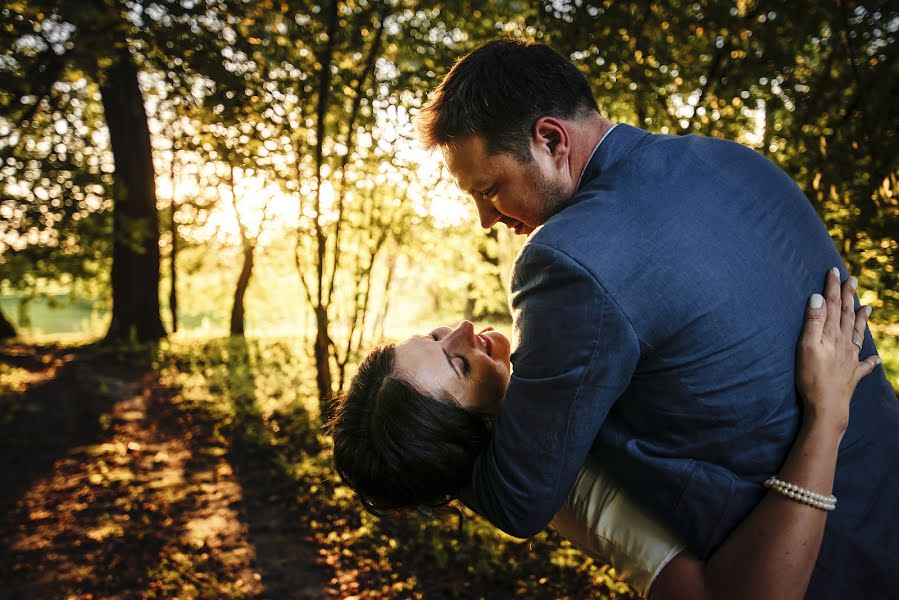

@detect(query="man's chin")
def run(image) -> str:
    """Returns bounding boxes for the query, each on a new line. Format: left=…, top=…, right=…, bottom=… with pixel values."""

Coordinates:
left=512, top=222, right=534, bottom=235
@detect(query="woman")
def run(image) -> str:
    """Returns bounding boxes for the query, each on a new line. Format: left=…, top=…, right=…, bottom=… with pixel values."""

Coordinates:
left=329, top=269, right=881, bottom=599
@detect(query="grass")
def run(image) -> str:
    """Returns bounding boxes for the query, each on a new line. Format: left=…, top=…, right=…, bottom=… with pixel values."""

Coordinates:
left=2, top=327, right=896, bottom=598
left=150, top=336, right=633, bottom=598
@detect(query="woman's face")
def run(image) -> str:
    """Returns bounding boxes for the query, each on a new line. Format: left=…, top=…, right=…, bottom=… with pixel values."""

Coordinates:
left=393, top=321, right=512, bottom=414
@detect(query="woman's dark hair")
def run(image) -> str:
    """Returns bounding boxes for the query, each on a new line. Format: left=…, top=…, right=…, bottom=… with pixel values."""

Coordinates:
left=416, top=39, right=599, bottom=161
left=327, top=344, right=492, bottom=515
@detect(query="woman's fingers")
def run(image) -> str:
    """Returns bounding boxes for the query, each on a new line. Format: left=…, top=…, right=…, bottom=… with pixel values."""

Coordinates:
left=851, top=305, right=870, bottom=353
left=823, top=267, right=842, bottom=341
left=850, top=303, right=880, bottom=385
left=840, top=275, right=857, bottom=338
left=855, top=353, right=883, bottom=385
left=802, top=293, right=827, bottom=344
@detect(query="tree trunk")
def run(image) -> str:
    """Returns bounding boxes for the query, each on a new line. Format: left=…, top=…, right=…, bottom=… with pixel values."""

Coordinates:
left=0, top=306, right=16, bottom=340
left=169, top=199, right=179, bottom=334
left=99, top=49, right=166, bottom=343
left=230, top=245, right=254, bottom=336
left=761, top=98, right=774, bottom=157
left=17, top=296, right=32, bottom=329
left=314, top=305, right=334, bottom=422
left=484, top=228, right=507, bottom=317
left=373, top=255, right=397, bottom=340
left=464, top=285, right=476, bottom=322
left=467, top=228, right=509, bottom=321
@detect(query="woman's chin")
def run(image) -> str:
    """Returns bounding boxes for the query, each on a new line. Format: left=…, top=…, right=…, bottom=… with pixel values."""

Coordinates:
left=485, top=330, right=512, bottom=362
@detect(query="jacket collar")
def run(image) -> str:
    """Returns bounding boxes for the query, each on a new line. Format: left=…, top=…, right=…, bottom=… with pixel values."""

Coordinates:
left=576, top=123, right=651, bottom=193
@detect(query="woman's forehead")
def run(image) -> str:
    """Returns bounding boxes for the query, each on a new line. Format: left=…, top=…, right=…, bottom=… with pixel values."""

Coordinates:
left=394, top=337, right=464, bottom=400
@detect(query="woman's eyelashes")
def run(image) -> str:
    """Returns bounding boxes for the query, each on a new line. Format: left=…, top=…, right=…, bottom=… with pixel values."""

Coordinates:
left=426, top=330, right=470, bottom=374
left=457, top=355, right=470, bottom=375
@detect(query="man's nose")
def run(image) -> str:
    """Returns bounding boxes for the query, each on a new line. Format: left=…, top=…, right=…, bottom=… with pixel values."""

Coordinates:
left=444, top=320, right=475, bottom=350
left=475, top=199, right=501, bottom=229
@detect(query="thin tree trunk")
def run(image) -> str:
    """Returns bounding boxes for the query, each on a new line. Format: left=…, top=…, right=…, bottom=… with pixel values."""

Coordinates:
left=0, top=306, right=16, bottom=340
left=230, top=245, right=254, bottom=336
left=170, top=210, right=178, bottom=333
left=373, top=255, right=397, bottom=340
left=464, top=286, right=476, bottom=322
left=483, top=228, right=508, bottom=318
left=17, top=296, right=32, bottom=329
left=761, top=99, right=774, bottom=157
left=467, top=229, right=509, bottom=321
left=314, top=304, right=333, bottom=419
left=312, top=0, right=340, bottom=422
left=99, top=49, right=165, bottom=343
left=169, top=153, right=179, bottom=333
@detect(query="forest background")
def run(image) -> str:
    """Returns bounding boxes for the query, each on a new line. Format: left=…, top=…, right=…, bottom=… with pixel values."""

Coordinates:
left=1, top=1, right=897, bottom=598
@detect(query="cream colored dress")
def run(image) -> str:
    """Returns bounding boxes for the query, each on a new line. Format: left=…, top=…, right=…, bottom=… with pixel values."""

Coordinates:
left=549, top=454, right=684, bottom=597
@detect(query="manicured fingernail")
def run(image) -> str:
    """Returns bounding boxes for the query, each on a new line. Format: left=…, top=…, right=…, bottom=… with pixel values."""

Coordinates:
left=865, top=305, right=873, bottom=317
left=831, top=267, right=840, bottom=278
left=850, top=276, right=858, bottom=289
left=875, top=356, right=882, bottom=365
left=809, top=293, right=824, bottom=309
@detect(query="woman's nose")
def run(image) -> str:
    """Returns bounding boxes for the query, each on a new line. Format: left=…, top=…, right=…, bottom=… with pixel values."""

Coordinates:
left=444, top=321, right=475, bottom=350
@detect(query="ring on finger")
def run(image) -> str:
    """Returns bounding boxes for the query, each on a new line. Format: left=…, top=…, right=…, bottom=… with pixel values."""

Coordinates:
left=851, top=337, right=863, bottom=349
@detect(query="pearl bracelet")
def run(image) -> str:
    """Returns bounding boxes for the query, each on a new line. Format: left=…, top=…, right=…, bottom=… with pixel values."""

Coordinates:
left=764, top=476, right=837, bottom=511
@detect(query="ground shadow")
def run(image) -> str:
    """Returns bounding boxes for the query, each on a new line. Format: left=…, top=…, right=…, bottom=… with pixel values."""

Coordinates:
left=0, top=344, right=143, bottom=519
left=0, top=344, right=193, bottom=598
left=0, top=339, right=323, bottom=599
left=220, top=336, right=326, bottom=599
left=0, top=345, right=61, bottom=373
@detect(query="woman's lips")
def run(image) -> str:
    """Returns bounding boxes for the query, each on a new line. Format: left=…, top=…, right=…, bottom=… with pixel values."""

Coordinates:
left=477, top=333, right=493, bottom=357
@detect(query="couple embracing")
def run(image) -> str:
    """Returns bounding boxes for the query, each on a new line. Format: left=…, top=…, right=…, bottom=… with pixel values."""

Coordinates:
left=330, top=40, right=898, bottom=599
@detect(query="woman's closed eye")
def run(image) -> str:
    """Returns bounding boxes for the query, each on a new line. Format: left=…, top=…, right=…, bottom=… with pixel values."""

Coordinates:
left=428, top=330, right=468, bottom=376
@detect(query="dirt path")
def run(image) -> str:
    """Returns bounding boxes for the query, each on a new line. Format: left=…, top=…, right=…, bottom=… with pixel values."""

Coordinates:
left=0, top=345, right=327, bottom=600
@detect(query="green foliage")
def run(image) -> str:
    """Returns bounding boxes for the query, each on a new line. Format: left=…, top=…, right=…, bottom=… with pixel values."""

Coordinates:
left=537, top=1, right=898, bottom=320
left=873, top=329, right=899, bottom=393
left=3, top=0, right=894, bottom=346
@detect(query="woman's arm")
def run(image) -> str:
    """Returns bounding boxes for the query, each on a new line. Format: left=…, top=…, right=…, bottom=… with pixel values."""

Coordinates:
left=650, top=268, right=881, bottom=600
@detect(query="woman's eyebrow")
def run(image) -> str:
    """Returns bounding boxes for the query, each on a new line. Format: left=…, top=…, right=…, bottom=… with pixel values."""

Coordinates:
left=441, top=347, right=462, bottom=378
left=417, top=335, right=461, bottom=379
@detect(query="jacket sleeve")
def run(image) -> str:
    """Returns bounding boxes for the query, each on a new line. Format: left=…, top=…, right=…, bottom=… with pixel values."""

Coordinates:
left=464, top=241, right=641, bottom=538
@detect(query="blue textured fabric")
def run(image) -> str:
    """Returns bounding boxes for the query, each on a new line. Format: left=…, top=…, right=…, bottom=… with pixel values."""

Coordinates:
left=465, top=124, right=899, bottom=596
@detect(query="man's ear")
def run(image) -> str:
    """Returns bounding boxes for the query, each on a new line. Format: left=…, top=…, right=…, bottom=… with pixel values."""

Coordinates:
left=532, top=116, right=571, bottom=169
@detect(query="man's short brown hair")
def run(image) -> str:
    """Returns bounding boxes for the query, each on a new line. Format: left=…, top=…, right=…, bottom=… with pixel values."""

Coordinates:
left=415, top=39, right=599, bottom=161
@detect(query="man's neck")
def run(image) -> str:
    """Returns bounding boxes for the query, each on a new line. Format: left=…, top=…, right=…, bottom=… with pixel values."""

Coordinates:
left=568, top=115, right=614, bottom=192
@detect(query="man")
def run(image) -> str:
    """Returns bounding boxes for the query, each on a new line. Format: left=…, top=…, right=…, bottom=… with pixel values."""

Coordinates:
left=415, top=40, right=898, bottom=597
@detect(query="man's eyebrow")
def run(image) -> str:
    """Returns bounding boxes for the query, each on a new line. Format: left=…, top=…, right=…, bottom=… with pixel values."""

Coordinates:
left=470, top=180, right=489, bottom=193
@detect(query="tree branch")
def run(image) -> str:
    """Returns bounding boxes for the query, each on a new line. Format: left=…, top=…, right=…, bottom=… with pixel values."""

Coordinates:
left=325, top=4, right=389, bottom=308
left=312, top=0, right=340, bottom=308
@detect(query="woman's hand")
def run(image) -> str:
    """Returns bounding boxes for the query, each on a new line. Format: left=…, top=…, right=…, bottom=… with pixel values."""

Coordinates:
left=796, top=267, right=881, bottom=435
left=651, top=267, right=885, bottom=600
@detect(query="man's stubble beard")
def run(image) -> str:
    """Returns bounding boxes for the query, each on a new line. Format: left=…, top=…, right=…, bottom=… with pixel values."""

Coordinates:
left=534, top=168, right=575, bottom=225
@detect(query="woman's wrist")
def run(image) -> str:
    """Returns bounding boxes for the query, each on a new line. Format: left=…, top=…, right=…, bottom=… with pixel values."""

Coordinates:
left=799, top=392, right=850, bottom=437
left=802, top=404, right=849, bottom=441
left=794, top=409, right=845, bottom=455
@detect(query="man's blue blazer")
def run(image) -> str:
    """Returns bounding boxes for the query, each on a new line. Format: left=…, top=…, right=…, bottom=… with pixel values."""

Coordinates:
left=466, top=124, right=899, bottom=597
